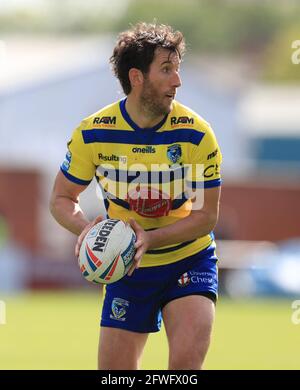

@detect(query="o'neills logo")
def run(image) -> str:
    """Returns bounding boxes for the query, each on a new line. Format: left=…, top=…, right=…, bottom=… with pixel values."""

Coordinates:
left=92, top=219, right=119, bottom=252
left=132, top=146, right=156, bottom=153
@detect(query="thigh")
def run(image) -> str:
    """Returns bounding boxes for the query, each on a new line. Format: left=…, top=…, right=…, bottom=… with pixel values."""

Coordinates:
left=98, top=327, right=148, bottom=370
left=162, top=295, right=215, bottom=369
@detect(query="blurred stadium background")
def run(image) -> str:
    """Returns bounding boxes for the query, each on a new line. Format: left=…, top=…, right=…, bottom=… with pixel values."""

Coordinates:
left=0, top=0, right=300, bottom=370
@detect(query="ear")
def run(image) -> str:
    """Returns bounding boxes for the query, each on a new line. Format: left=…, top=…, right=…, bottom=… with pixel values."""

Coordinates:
left=128, top=68, right=144, bottom=89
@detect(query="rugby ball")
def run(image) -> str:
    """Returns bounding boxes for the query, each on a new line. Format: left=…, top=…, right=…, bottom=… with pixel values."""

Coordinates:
left=79, top=219, right=136, bottom=284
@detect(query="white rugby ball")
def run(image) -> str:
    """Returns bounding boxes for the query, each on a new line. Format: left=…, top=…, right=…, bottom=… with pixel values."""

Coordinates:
left=79, top=219, right=136, bottom=284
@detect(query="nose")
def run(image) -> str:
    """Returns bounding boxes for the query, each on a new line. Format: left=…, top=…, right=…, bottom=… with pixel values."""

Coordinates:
left=173, top=71, right=182, bottom=89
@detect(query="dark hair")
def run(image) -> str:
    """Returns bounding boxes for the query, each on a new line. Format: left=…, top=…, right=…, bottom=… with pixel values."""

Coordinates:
left=110, top=22, right=185, bottom=95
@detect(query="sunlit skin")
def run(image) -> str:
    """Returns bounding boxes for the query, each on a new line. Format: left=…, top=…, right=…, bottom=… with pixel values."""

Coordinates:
left=125, top=47, right=182, bottom=129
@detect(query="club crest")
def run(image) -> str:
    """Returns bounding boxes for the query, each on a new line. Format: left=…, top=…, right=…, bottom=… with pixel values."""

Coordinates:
left=167, top=144, right=182, bottom=164
left=111, top=298, right=129, bottom=321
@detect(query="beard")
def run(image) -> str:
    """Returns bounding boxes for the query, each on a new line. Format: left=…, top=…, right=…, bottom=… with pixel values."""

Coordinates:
left=140, top=78, right=172, bottom=118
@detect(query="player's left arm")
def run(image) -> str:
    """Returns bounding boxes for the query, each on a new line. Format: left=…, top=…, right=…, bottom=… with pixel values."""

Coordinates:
left=128, top=186, right=221, bottom=275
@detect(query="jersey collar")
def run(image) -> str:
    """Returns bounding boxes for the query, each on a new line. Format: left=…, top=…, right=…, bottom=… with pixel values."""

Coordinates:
left=119, top=97, right=168, bottom=132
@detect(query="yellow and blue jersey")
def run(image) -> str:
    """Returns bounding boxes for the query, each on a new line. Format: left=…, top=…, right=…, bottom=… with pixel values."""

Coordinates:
left=61, top=98, right=222, bottom=267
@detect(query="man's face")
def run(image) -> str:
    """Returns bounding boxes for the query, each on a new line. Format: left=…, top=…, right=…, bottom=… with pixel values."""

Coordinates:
left=140, top=48, right=182, bottom=117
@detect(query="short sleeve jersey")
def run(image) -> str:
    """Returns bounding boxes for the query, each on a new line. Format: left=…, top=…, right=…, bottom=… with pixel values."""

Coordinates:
left=61, top=98, right=222, bottom=267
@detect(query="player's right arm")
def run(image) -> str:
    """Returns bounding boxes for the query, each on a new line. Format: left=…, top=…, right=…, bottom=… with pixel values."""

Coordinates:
left=49, top=171, right=90, bottom=236
left=50, top=172, right=103, bottom=256
left=50, top=120, right=102, bottom=255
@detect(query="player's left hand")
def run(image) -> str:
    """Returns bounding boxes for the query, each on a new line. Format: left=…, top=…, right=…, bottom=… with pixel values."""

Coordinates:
left=127, top=218, right=151, bottom=276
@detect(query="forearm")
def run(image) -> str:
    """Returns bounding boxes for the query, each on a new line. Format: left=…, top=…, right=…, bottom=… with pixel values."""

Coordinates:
left=147, top=211, right=217, bottom=249
left=50, top=196, right=89, bottom=236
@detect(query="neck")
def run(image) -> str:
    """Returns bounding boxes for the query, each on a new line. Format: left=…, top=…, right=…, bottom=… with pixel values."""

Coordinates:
left=125, top=94, right=165, bottom=129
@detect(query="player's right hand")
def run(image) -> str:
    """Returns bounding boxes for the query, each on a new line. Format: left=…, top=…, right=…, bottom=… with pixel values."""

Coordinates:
left=75, top=215, right=104, bottom=258
left=127, top=218, right=151, bottom=276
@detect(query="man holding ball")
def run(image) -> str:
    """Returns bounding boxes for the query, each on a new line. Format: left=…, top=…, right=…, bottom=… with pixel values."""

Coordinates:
left=50, top=22, right=222, bottom=370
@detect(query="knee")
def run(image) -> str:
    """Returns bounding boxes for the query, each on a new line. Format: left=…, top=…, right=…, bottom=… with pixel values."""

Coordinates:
left=169, top=337, right=211, bottom=370
left=168, top=324, right=213, bottom=370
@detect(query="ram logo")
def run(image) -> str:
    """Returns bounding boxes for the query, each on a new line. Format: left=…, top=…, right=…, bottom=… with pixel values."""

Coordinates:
left=93, top=116, right=116, bottom=125
left=171, top=116, right=194, bottom=126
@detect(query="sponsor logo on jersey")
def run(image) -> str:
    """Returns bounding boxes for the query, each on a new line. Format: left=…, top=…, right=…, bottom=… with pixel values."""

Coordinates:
left=171, top=116, right=194, bottom=126
left=92, top=219, right=119, bottom=252
left=178, top=272, right=191, bottom=287
left=207, top=148, right=218, bottom=160
left=110, top=298, right=129, bottom=321
left=62, top=150, right=72, bottom=171
left=167, top=144, right=182, bottom=164
left=98, top=153, right=127, bottom=164
left=93, top=116, right=116, bottom=127
left=127, top=187, right=171, bottom=218
left=203, top=164, right=220, bottom=178
left=132, top=146, right=156, bottom=153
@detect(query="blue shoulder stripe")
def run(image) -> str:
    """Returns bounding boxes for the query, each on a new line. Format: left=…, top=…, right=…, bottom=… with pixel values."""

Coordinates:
left=60, top=167, right=92, bottom=185
left=82, top=128, right=204, bottom=146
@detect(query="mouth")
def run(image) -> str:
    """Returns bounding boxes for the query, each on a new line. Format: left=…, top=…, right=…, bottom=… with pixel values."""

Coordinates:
left=165, top=93, right=175, bottom=100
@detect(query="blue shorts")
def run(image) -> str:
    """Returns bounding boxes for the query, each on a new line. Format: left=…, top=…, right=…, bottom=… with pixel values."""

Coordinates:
left=101, top=242, right=218, bottom=333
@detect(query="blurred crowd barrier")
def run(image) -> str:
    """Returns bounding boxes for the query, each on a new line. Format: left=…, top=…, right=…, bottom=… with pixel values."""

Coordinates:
left=218, top=239, right=300, bottom=298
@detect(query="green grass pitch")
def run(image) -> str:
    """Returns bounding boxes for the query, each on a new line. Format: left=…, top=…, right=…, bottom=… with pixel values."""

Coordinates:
left=0, top=291, right=299, bottom=369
